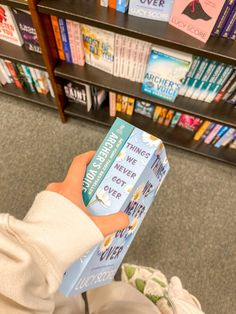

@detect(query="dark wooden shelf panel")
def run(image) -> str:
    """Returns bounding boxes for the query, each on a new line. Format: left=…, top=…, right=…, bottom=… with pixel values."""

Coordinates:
left=0, top=40, right=45, bottom=70
left=0, top=83, right=56, bottom=109
left=0, top=0, right=28, bottom=10
left=65, top=102, right=236, bottom=166
left=38, top=0, right=236, bottom=65
left=55, top=62, right=236, bottom=128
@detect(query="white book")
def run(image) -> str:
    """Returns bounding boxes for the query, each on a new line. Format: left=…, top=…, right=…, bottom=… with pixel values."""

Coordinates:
left=130, top=39, right=139, bottom=81
left=0, top=68, right=7, bottom=85
left=100, top=0, right=108, bottom=7
left=0, top=5, right=23, bottom=46
left=86, top=84, right=92, bottom=112
left=124, top=37, right=133, bottom=79
left=28, top=67, right=41, bottom=93
left=81, top=24, right=115, bottom=75
left=45, top=73, right=55, bottom=98
left=119, top=35, right=126, bottom=78
left=139, top=42, right=151, bottom=83
left=0, top=59, right=11, bottom=83
left=114, top=34, right=120, bottom=77
left=127, top=38, right=135, bottom=80
left=0, top=59, right=13, bottom=83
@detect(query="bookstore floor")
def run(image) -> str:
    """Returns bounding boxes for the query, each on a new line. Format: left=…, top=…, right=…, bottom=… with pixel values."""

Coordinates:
left=0, top=94, right=235, bottom=314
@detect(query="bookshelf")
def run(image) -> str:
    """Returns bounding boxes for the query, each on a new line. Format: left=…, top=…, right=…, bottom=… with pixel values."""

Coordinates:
left=0, top=0, right=235, bottom=166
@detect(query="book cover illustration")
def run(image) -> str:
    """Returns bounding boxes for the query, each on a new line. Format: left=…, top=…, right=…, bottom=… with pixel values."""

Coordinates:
left=212, top=0, right=236, bottom=36
left=12, top=9, right=41, bottom=53
left=178, top=114, right=202, bottom=132
left=64, top=80, right=92, bottom=111
left=0, top=5, right=23, bottom=46
left=134, top=100, right=155, bottom=118
left=81, top=24, right=115, bottom=75
left=60, top=118, right=169, bottom=295
left=169, top=0, right=226, bottom=42
left=142, top=48, right=192, bottom=102
left=129, top=0, right=174, bottom=21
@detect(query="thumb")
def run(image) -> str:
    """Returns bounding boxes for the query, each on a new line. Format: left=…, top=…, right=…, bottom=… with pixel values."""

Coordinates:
left=90, top=212, right=129, bottom=237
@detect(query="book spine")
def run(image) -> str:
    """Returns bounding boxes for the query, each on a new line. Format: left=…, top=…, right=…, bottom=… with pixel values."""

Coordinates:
left=230, top=21, right=236, bottom=39
left=130, top=39, right=139, bottom=82
left=121, top=96, right=128, bottom=113
left=82, top=118, right=134, bottom=205
left=0, top=59, right=13, bottom=83
left=124, top=37, right=132, bottom=79
left=126, top=97, right=135, bottom=115
left=109, top=0, right=116, bottom=9
left=58, top=18, right=72, bottom=64
left=66, top=19, right=78, bottom=64
left=211, top=126, right=229, bottom=145
left=21, top=64, right=35, bottom=92
left=223, top=79, right=236, bottom=101
left=0, top=59, right=12, bottom=83
left=119, top=36, right=126, bottom=78
left=15, top=63, right=27, bottom=87
left=194, top=120, right=211, bottom=141
left=114, top=34, right=120, bottom=77
left=221, top=5, right=236, bottom=38
left=227, top=89, right=236, bottom=104
left=29, top=67, right=41, bottom=93
left=100, top=0, right=108, bottom=6
left=157, top=108, right=167, bottom=125
left=164, top=110, right=174, bottom=127
left=5, top=60, right=23, bottom=89
left=212, top=0, right=235, bottom=35
left=214, top=128, right=236, bottom=148
left=153, top=106, right=162, bottom=122
left=201, top=122, right=216, bottom=141
left=214, top=70, right=236, bottom=102
left=50, top=15, right=65, bottom=61
left=109, top=92, right=116, bottom=117
left=204, top=124, right=222, bottom=144
left=135, top=40, right=145, bottom=82
left=73, top=21, right=85, bottom=66
left=116, top=0, right=129, bottom=12
left=140, top=43, right=151, bottom=83
left=46, top=74, right=55, bottom=98
left=179, top=56, right=201, bottom=96
left=116, top=94, right=122, bottom=112
left=170, top=112, right=181, bottom=127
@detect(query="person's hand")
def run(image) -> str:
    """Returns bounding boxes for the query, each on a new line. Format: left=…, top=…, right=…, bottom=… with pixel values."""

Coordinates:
left=46, top=151, right=129, bottom=237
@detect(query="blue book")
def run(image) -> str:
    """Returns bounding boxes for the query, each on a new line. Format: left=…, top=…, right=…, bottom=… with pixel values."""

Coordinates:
left=212, top=126, right=229, bottom=145
left=60, top=118, right=170, bottom=296
left=214, top=128, right=236, bottom=148
left=116, top=0, right=129, bottom=12
left=221, top=4, right=236, bottom=38
left=58, top=18, right=72, bottom=64
left=142, top=48, right=192, bottom=102
left=128, top=0, right=174, bottom=21
left=179, top=56, right=201, bottom=96
left=212, top=0, right=236, bottom=35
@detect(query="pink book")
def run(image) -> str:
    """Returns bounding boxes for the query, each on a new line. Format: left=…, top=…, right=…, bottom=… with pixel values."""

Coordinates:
left=169, top=0, right=226, bottom=43
left=73, top=21, right=85, bottom=66
left=204, top=124, right=222, bottom=144
left=66, top=19, right=78, bottom=65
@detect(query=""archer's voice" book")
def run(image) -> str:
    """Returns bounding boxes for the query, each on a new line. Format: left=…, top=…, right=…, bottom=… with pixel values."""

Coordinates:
left=60, top=117, right=169, bottom=296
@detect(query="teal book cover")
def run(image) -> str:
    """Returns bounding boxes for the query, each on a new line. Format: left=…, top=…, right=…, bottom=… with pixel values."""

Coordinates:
left=60, top=118, right=170, bottom=295
left=142, top=49, right=191, bottom=102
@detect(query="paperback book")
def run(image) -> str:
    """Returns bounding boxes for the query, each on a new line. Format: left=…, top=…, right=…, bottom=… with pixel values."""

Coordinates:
left=12, top=9, right=41, bottom=53
left=128, top=0, right=174, bottom=21
left=142, top=46, right=192, bottom=102
left=169, top=0, right=226, bottom=43
left=0, top=5, right=23, bottom=46
left=64, top=80, right=92, bottom=111
left=134, top=100, right=155, bottom=118
left=60, top=118, right=169, bottom=295
left=81, top=24, right=115, bottom=75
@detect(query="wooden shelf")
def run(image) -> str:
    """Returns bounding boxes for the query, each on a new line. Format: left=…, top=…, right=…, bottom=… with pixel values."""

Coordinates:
left=0, top=0, right=28, bottom=10
left=38, top=0, right=236, bottom=66
left=0, top=40, right=46, bottom=70
left=0, top=83, right=56, bottom=109
left=55, top=62, right=236, bottom=128
left=65, top=102, right=236, bottom=166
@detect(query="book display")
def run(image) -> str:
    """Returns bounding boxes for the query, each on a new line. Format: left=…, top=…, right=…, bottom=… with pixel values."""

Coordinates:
left=0, top=0, right=235, bottom=166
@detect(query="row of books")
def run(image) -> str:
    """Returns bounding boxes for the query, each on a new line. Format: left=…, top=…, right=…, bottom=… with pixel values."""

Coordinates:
left=100, top=0, right=236, bottom=43
left=63, top=78, right=236, bottom=149
left=0, top=58, right=54, bottom=97
left=49, top=19, right=236, bottom=104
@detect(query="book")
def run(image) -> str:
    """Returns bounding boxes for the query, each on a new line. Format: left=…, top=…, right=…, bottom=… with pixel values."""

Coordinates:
left=113, top=34, right=121, bottom=77
left=0, top=67, right=7, bottom=85
left=21, top=64, right=36, bottom=92
left=178, top=114, right=202, bottom=132
left=153, top=105, right=162, bottom=122
left=50, top=15, right=65, bottom=61
left=12, top=9, right=41, bottom=53
left=126, top=97, right=135, bottom=115
left=64, top=80, right=92, bottom=111
left=201, top=122, right=216, bottom=140
left=0, top=5, right=23, bottom=46
left=58, top=18, right=72, bottom=64
left=109, top=92, right=116, bottom=117
left=117, top=0, right=129, bottom=13
left=222, top=79, right=236, bottom=101
left=121, top=95, right=129, bottom=113
left=92, top=88, right=107, bottom=110
left=211, top=126, right=229, bottom=145
left=214, top=70, right=236, bottom=103
left=227, top=89, right=236, bottom=105
left=169, top=0, right=226, bottom=43
left=214, top=128, right=236, bottom=148
left=60, top=117, right=169, bottom=296
left=204, top=124, right=222, bottom=144
left=230, top=19, right=236, bottom=39
left=73, top=21, right=85, bottom=66
left=170, top=112, right=181, bottom=127
left=100, top=0, right=109, bottom=7
left=164, top=110, right=174, bottom=126
left=221, top=5, right=236, bottom=38
left=66, top=19, right=78, bottom=65
left=34, top=69, right=49, bottom=95
left=157, top=108, right=167, bottom=124
left=0, top=59, right=12, bottom=83
left=28, top=66, right=41, bottom=93
left=212, top=0, right=236, bottom=36
left=193, top=120, right=211, bottom=140
left=142, top=46, right=192, bottom=102
left=128, top=0, right=174, bottom=21
left=45, top=74, right=55, bottom=98
left=229, top=138, right=236, bottom=149
left=116, top=94, right=122, bottom=112
left=109, top=0, right=116, bottom=9
left=81, top=24, right=115, bottom=75
left=134, top=100, right=155, bottom=118
left=5, top=60, right=23, bottom=89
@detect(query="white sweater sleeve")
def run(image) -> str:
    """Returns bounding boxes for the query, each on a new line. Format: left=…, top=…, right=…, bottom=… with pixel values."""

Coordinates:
left=0, top=191, right=104, bottom=314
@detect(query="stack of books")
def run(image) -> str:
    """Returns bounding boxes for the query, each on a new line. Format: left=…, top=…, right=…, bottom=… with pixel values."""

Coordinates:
left=0, top=58, right=54, bottom=97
